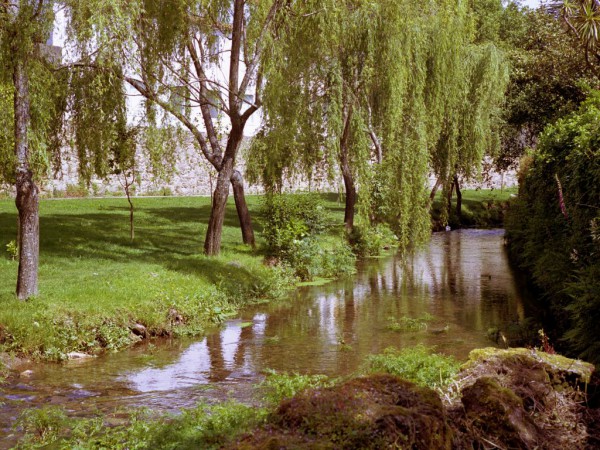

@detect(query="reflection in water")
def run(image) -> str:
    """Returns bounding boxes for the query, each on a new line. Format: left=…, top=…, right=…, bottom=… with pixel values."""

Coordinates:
left=1, top=229, right=535, bottom=442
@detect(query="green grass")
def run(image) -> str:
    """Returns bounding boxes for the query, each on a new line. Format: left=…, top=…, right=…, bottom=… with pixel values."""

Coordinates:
left=0, top=195, right=347, bottom=360
left=431, top=187, right=517, bottom=229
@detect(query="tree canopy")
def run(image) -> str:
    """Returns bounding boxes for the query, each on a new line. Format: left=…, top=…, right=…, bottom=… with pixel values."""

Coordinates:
left=248, top=0, right=507, bottom=245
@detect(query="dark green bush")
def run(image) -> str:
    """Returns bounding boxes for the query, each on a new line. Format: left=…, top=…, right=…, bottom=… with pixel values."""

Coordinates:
left=261, top=194, right=355, bottom=280
left=261, top=193, right=329, bottom=257
left=505, top=89, right=600, bottom=364
left=347, top=223, right=397, bottom=257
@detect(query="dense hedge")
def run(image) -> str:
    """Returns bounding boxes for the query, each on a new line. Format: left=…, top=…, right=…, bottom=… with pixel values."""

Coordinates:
left=505, top=90, right=600, bottom=364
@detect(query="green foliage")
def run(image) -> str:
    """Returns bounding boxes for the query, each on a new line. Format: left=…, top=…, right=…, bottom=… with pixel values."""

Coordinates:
left=261, top=193, right=329, bottom=256
left=260, top=193, right=354, bottom=280
left=347, top=223, right=397, bottom=257
left=364, top=345, right=460, bottom=389
left=6, top=239, right=18, bottom=260
left=144, top=402, right=267, bottom=450
left=15, top=406, right=68, bottom=448
left=497, top=3, right=599, bottom=170
left=260, top=370, right=333, bottom=406
left=285, top=236, right=356, bottom=281
left=505, top=90, right=600, bottom=363
left=386, top=314, right=433, bottom=332
left=14, top=402, right=264, bottom=450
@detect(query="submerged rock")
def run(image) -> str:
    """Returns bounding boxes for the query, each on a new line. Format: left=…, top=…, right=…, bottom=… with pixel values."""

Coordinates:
left=66, top=352, right=95, bottom=360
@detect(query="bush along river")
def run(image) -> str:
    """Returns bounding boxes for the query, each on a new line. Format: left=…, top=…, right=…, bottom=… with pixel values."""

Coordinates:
left=1, top=229, right=596, bottom=448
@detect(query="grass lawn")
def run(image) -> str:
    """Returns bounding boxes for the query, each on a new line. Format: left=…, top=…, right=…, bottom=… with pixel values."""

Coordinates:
left=0, top=194, right=347, bottom=360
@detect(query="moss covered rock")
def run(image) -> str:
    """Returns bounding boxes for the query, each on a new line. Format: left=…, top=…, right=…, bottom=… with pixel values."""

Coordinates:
left=232, top=374, right=452, bottom=449
left=451, top=347, right=594, bottom=449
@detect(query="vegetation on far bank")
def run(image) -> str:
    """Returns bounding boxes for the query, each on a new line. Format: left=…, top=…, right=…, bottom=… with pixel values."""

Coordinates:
left=431, top=186, right=517, bottom=230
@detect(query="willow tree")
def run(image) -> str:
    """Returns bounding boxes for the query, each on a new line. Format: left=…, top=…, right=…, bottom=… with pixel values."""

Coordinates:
left=65, top=0, right=287, bottom=255
left=248, top=0, right=505, bottom=246
left=426, top=0, right=508, bottom=221
left=0, top=1, right=67, bottom=299
left=0, top=1, right=154, bottom=299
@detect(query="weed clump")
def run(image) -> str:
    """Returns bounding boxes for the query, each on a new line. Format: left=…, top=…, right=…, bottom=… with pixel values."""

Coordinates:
left=364, top=345, right=460, bottom=389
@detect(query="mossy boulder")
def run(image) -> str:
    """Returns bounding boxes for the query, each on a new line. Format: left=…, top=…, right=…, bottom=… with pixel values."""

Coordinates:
left=461, top=377, right=540, bottom=448
left=232, top=374, right=453, bottom=449
left=451, top=347, right=595, bottom=449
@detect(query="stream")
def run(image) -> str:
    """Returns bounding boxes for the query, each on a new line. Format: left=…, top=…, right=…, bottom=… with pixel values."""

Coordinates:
left=0, top=229, right=539, bottom=446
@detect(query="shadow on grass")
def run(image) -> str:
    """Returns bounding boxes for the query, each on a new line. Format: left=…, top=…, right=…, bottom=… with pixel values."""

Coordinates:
left=0, top=203, right=265, bottom=293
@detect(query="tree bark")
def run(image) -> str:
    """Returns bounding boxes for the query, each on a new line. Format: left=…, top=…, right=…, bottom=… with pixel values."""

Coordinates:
left=429, top=177, right=442, bottom=202
left=342, top=165, right=356, bottom=231
left=454, top=174, right=462, bottom=221
left=14, top=59, right=39, bottom=300
left=204, top=158, right=233, bottom=256
left=204, top=127, right=245, bottom=255
left=231, top=170, right=255, bottom=247
left=340, top=107, right=355, bottom=231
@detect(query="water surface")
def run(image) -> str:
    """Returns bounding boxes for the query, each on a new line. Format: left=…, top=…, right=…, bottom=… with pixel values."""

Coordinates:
left=0, top=229, right=536, bottom=445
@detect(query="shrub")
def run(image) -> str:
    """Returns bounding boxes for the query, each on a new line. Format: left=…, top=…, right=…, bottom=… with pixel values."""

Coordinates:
left=261, top=194, right=355, bottom=280
left=286, top=236, right=356, bottom=281
left=5, top=240, right=17, bottom=260
left=347, top=223, right=397, bottom=257
left=505, top=89, right=600, bottom=363
left=261, top=193, right=329, bottom=256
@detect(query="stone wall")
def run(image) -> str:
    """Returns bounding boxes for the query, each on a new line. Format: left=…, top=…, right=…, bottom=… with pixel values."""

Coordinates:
left=1, top=141, right=517, bottom=198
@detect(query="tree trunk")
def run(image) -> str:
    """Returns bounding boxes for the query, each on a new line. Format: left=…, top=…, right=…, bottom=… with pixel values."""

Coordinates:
left=429, top=177, right=442, bottom=202
left=454, top=174, right=462, bottom=221
left=340, top=108, right=355, bottom=231
left=446, top=180, right=455, bottom=219
left=231, top=170, right=255, bottom=247
left=204, top=158, right=233, bottom=256
left=342, top=168, right=356, bottom=231
left=14, top=59, right=39, bottom=300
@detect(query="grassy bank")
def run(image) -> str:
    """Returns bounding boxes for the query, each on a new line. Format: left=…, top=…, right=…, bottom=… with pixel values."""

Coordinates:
left=0, top=195, right=349, bottom=361
left=431, top=187, right=517, bottom=230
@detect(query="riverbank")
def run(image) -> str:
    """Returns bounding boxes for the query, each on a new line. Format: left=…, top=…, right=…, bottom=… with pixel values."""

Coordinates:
left=431, top=187, right=516, bottom=230
left=0, top=195, right=329, bottom=362
left=9, top=347, right=597, bottom=449
left=0, top=190, right=512, bottom=363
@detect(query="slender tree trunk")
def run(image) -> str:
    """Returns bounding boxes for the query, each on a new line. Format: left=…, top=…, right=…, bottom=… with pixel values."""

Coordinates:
left=231, top=170, right=255, bottom=247
left=446, top=180, right=455, bottom=219
left=14, top=59, right=39, bottom=300
left=454, top=174, right=462, bottom=221
left=429, top=177, right=442, bottom=202
left=125, top=186, right=134, bottom=242
left=342, top=166, right=356, bottom=231
left=340, top=107, right=355, bottom=231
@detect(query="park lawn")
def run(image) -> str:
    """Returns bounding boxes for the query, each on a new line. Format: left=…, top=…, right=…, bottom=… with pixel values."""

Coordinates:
left=0, top=194, right=346, bottom=360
